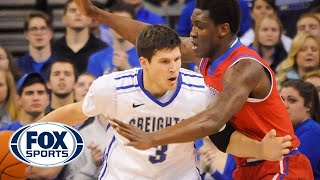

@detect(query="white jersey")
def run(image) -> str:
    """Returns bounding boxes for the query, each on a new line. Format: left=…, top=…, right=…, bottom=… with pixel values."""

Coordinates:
left=82, top=68, right=216, bottom=180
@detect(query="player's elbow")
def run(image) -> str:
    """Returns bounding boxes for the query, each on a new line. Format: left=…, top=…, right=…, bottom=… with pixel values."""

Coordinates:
left=202, top=119, right=225, bottom=135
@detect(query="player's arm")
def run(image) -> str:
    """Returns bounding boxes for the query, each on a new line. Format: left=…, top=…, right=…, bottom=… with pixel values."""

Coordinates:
left=74, top=0, right=146, bottom=45
left=37, top=100, right=88, bottom=126
left=73, top=0, right=199, bottom=63
left=226, top=130, right=291, bottom=161
left=208, top=124, right=291, bottom=161
left=111, top=60, right=263, bottom=148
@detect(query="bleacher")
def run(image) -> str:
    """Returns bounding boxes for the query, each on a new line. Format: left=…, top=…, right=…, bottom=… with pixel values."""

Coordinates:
left=0, top=0, right=183, bottom=58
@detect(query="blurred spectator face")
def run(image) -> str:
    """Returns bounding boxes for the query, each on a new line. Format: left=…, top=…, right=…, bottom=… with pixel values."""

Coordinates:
left=297, top=17, right=320, bottom=40
left=251, top=0, right=275, bottom=22
left=296, top=37, right=320, bottom=70
left=63, top=2, right=92, bottom=30
left=122, top=0, right=142, bottom=5
left=74, top=74, right=95, bottom=102
left=0, top=70, right=8, bottom=105
left=305, top=76, right=320, bottom=97
left=0, top=47, right=9, bottom=70
left=47, top=62, right=76, bottom=98
left=258, top=18, right=280, bottom=47
left=25, top=17, right=53, bottom=49
left=17, top=83, right=49, bottom=117
left=280, top=87, right=310, bottom=126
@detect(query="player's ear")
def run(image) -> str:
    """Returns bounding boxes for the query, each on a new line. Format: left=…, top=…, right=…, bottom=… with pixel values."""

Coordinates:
left=218, top=23, right=230, bottom=37
left=140, top=57, right=148, bottom=69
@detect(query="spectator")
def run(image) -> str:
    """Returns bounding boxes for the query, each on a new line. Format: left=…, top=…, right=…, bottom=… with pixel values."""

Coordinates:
left=296, top=13, right=320, bottom=42
left=74, top=73, right=96, bottom=102
left=277, top=33, right=319, bottom=86
left=45, top=59, right=77, bottom=114
left=175, top=0, right=250, bottom=37
left=240, top=0, right=292, bottom=52
left=87, top=3, right=140, bottom=77
left=0, top=45, right=21, bottom=81
left=0, top=72, right=49, bottom=131
left=16, top=11, right=56, bottom=81
left=0, top=68, right=18, bottom=129
left=276, top=0, right=320, bottom=38
left=280, top=79, right=320, bottom=179
left=53, top=0, right=107, bottom=73
left=303, top=71, right=320, bottom=98
left=251, top=15, right=287, bottom=71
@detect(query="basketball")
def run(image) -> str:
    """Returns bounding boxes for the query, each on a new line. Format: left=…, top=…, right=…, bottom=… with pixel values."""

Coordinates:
left=0, top=130, right=27, bottom=180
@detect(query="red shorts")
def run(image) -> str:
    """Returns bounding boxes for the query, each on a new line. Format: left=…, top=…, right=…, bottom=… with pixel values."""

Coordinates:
left=233, top=150, right=313, bottom=180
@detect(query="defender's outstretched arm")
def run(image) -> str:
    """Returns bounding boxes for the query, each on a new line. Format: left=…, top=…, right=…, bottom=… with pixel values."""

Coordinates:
left=73, top=0, right=198, bottom=63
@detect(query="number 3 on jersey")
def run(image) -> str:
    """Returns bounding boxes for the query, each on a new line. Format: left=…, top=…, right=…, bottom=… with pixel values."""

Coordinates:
left=149, top=145, right=168, bottom=164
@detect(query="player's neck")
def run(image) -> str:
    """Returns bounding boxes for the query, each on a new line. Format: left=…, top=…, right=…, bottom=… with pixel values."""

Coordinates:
left=143, top=74, right=169, bottom=98
left=210, top=36, right=237, bottom=62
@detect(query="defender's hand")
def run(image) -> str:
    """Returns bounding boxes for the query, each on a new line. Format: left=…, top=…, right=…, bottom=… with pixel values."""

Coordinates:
left=109, top=117, right=155, bottom=150
left=73, top=0, right=95, bottom=16
left=259, top=129, right=292, bottom=161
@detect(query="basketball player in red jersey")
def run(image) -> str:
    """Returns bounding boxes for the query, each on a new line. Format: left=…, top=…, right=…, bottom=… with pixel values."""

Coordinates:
left=74, top=0, right=313, bottom=179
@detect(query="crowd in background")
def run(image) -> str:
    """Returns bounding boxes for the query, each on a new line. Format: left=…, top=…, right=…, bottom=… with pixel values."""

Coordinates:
left=0, top=0, right=319, bottom=179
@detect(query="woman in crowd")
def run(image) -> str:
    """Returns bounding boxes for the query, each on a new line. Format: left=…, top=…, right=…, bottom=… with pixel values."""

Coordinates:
left=280, top=79, right=320, bottom=179
left=277, top=33, right=320, bottom=85
left=0, top=45, right=21, bottom=81
left=0, top=68, right=18, bottom=128
left=251, top=15, right=287, bottom=71
left=240, top=0, right=292, bottom=52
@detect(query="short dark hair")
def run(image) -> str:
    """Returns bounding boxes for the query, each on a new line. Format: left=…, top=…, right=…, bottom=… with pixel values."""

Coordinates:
left=48, top=59, right=78, bottom=82
left=109, top=2, right=135, bottom=18
left=136, top=25, right=181, bottom=61
left=24, top=10, right=52, bottom=32
left=196, top=0, right=240, bottom=34
left=281, top=79, right=320, bottom=123
left=17, top=73, right=47, bottom=95
left=63, top=0, right=75, bottom=14
left=251, top=0, right=277, bottom=11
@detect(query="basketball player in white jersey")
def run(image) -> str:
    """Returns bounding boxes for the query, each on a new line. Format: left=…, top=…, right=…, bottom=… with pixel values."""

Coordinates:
left=37, top=25, right=292, bottom=180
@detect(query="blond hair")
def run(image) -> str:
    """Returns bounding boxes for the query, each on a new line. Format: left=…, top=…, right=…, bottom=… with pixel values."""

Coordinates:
left=0, top=67, right=18, bottom=120
left=277, top=34, right=320, bottom=84
left=252, top=15, right=283, bottom=50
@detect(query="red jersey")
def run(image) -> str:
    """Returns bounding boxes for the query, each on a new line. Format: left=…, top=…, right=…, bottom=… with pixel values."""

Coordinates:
left=200, top=39, right=299, bottom=165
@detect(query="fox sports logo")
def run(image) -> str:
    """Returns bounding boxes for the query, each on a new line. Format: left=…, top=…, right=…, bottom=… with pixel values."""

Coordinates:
left=9, top=122, right=84, bottom=167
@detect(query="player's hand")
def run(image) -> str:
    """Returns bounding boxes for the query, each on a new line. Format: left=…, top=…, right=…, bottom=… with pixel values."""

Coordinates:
left=74, top=0, right=95, bottom=16
left=109, top=117, right=155, bottom=150
left=87, top=142, right=103, bottom=167
left=259, top=129, right=292, bottom=161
